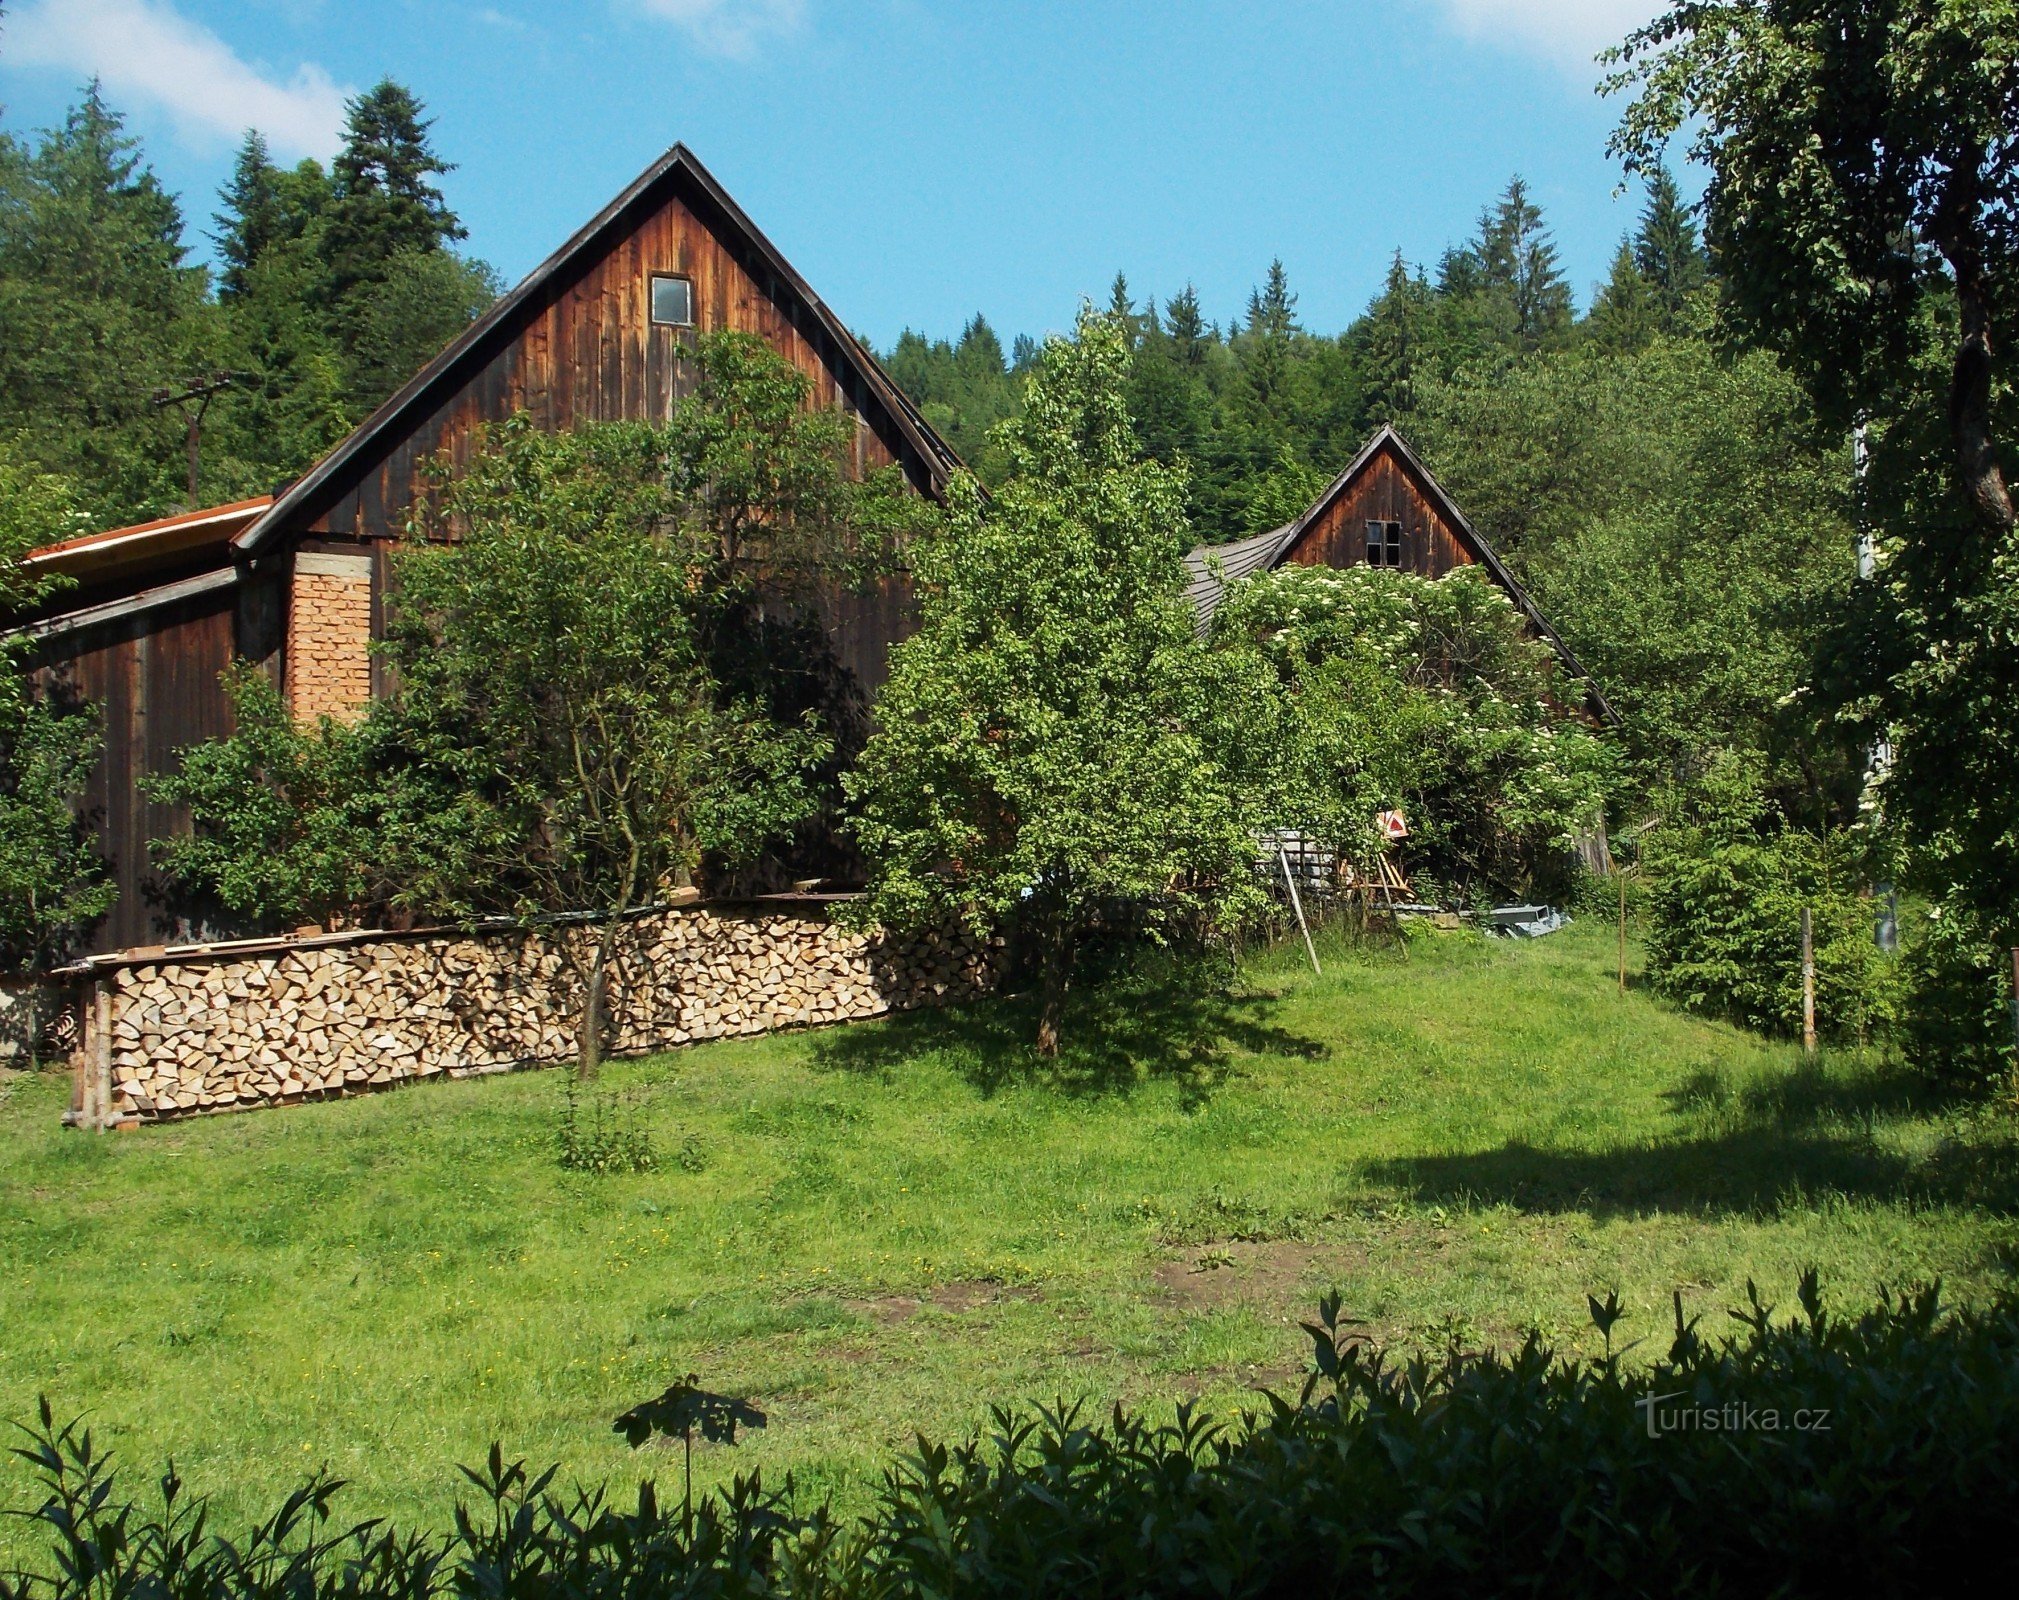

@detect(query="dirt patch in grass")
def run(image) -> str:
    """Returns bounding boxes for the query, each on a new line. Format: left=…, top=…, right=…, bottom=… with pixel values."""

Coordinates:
left=1154, top=1239, right=1366, bottom=1316
left=1172, top=1362, right=1308, bottom=1399
left=852, top=1280, right=1042, bottom=1324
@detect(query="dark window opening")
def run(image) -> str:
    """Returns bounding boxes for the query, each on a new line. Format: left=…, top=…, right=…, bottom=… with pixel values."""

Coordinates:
left=1365, top=519, right=1404, bottom=568
left=650, top=274, right=694, bottom=327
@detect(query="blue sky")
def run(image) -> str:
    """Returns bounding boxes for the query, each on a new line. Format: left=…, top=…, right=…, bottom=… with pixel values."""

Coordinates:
left=0, top=1, right=1682, bottom=347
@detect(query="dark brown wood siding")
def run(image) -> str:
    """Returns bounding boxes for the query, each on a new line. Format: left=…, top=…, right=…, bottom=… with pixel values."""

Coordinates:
left=34, top=588, right=249, bottom=955
left=1283, top=444, right=1475, bottom=577
left=279, top=173, right=925, bottom=701
left=297, top=184, right=908, bottom=541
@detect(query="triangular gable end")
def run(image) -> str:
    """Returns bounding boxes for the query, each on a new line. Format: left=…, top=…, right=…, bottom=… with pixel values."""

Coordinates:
left=1273, top=426, right=1618, bottom=726
left=234, top=144, right=961, bottom=560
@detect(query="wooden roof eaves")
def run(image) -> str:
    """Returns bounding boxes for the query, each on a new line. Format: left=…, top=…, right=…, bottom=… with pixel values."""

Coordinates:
left=16, top=565, right=240, bottom=643
left=232, top=145, right=964, bottom=560
left=1275, top=425, right=1622, bottom=729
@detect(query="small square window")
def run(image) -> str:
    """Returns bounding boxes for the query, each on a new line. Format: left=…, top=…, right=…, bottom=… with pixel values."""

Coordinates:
left=650, top=274, right=694, bottom=327
left=1365, top=519, right=1404, bottom=568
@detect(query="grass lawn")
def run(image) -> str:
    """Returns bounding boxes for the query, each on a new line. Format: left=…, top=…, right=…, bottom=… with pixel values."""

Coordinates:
left=3, top=918, right=2015, bottom=1543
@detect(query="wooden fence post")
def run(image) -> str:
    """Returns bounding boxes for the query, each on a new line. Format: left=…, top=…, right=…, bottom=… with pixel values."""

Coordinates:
left=2008, top=949, right=2019, bottom=1072
left=1617, top=872, right=1628, bottom=995
left=1800, top=907, right=1817, bottom=1056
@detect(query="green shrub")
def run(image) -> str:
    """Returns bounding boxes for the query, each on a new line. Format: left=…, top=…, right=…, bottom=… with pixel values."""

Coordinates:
left=7, top=1278, right=2017, bottom=1597
left=1644, top=821, right=1894, bottom=1041
left=1898, top=896, right=2017, bottom=1094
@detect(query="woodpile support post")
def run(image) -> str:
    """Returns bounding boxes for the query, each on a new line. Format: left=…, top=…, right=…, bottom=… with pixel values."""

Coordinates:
left=69, top=978, right=113, bottom=1132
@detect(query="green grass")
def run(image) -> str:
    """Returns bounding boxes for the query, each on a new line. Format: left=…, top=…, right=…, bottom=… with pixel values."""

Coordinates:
left=2, top=918, right=2015, bottom=1544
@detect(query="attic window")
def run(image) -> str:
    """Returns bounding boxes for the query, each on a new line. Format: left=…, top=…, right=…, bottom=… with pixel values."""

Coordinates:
left=1366, top=519, right=1403, bottom=568
left=650, top=274, right=694, bottom=327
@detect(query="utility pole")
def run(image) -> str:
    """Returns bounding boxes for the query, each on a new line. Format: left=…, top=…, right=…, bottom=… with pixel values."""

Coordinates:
left=151, top=372, right=243, bottom=507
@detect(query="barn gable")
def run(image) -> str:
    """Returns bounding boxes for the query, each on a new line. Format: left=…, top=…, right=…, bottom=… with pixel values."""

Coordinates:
left=1185, top=426, right=1616, bottom=722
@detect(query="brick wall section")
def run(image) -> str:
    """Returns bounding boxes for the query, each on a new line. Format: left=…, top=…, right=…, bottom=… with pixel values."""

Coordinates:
left=287, top=551, right=374, bottom=722
left=69, top=905, right=999, bottom=1126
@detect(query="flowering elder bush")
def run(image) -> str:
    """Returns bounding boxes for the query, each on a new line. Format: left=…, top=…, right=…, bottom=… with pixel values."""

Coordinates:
left=1211, top=562, right=1614, bottom=900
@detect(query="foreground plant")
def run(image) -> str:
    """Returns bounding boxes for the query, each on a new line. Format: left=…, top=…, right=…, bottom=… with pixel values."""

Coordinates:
left=8, top=1276, right=2016, bottom=1597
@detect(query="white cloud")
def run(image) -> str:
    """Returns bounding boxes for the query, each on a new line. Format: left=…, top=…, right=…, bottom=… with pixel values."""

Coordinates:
left=1425, top=1, right=1665, bottom=69
left=4, top=0, right=349, bottom=159
left=630, top=0, right=807, bottom=60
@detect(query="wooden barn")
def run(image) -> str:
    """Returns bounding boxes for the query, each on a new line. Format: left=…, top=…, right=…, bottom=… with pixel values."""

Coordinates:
left=17, top=145, right=960, bottom=957
left=1183, top=424, right=1614, bottom=719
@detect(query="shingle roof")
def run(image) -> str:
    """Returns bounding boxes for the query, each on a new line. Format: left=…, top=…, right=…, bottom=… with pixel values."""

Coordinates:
left=1182, top=522, right=1299, bottom=631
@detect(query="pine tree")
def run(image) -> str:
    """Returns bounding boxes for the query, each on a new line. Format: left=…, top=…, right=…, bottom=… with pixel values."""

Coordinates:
left=212, top=131, right=331, bottom=301
left=1477, top=176, right=1575, bottom=350
left=0, top=84, right=212, bottom=521
left=1587, top=238, right=1662, bottom=353
left=324, top=80, right=464, bottom=299
left=1355, top=250, right=1431, bottom=423
left=1249, top=258, right=1299, bottom=341
left=1633, top=166, right=1710, bottom=326
left=1107, top=271, right=1142, bottom=348
left=1163, top=285, right=1211, bottom=367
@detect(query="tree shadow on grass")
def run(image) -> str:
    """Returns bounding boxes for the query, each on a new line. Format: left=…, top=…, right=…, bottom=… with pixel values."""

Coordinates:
left=812, top=968, right=1326, bottom=1109
left=1360, top=1056, right=2019, bottom=1220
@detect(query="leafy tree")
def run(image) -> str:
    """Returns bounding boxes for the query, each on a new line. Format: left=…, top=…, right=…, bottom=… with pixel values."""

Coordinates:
left=145, top=664, right=395, bottom=929
left=1608, top=1, right=2017, bottom=532
left=847, top=311, right=1279, bottom=1055
left=1, top=444, right=112, bottom=969
left=390, top=416, right=832, bottom=1072
left=1412, top=337, right=1858, bottom=809
left=1608, top=3, right=2019, bottom=1083
left=1642, top=759, right=1894, bottom=1041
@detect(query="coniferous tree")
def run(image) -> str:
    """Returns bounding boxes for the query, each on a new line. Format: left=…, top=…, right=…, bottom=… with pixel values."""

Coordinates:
left=1631, top=166, right=1710, bottom=327
left=0, top=84, right=212, bottom=521
left=1586, top=239, right=1662, bottom=353
left=212, top=131, right=332, bottom=301
left=324, top=80, right=465, bottom=299
left=1477, top=176, right=1575, bottom=350
left=1163, top=285, right=1211, bottom=367
left=1354, top=251, right=1432, bottom=423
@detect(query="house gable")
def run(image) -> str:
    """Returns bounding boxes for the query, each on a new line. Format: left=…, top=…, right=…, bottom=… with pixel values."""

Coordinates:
left=1187, top=426, right=1616, bottom=724
left=236, top=145, right=958, bottom=562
